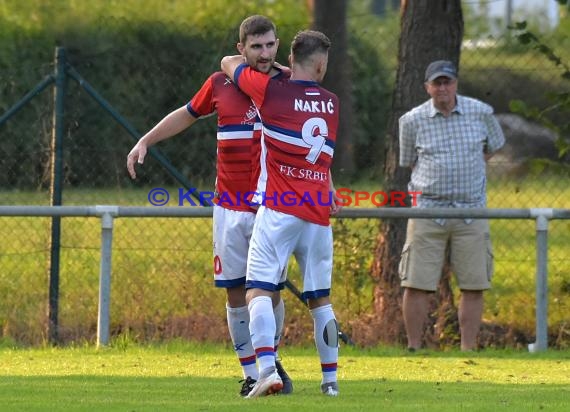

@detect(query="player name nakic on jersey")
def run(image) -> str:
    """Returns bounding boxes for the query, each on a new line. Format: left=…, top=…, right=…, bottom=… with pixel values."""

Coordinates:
left=294, top=98, right=335, bottom=114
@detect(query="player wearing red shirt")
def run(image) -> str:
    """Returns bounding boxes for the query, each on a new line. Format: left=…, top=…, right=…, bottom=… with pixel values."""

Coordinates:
left=222, top=30, right=340, bottom=398
left=234, top=64, right=338, bottom=225
left=127, top=15, right=292, bottom=397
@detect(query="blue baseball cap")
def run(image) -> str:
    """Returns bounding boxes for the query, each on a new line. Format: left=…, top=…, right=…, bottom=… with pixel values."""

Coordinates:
left=425, top=60, right=457, bottom=82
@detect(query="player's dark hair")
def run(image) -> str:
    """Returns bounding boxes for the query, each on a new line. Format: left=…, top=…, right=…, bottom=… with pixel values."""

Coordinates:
left=239, top=15, right=276, bottom=44
left=291, top=30, right=331, bottom=64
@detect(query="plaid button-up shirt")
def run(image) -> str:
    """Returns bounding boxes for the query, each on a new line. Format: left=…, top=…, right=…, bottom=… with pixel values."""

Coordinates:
left=399, top=95, right=505, bottom=223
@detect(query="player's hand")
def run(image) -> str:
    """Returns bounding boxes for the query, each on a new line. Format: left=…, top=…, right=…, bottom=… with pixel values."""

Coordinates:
left=329, top=190, right=342, bottom=216
left=126, top=143, right=147, bottom=179
left=273, top=61, right=288, bottom=71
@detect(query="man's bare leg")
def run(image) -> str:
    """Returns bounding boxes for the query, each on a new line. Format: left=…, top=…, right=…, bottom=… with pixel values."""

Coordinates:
left=402, top=287, right=431, bottom=350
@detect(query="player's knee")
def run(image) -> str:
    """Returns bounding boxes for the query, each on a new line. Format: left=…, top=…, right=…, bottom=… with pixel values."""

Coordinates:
left=271, top=291, right=282, bottom=307
left=308, top=296, right=330, bottom=309
left=226, top=285, right=247, bottom=307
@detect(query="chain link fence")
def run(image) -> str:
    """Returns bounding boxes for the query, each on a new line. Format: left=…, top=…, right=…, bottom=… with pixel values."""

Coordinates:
left=1, top=8, right=569, bottom=348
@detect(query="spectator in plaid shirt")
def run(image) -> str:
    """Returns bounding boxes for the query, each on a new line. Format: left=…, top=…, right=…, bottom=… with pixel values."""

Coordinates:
left=398, top=60, right=505, bottom=351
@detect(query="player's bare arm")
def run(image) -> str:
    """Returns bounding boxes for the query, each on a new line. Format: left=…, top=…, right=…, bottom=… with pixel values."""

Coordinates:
left=220, top=55, right=246, bottom=82
left=127, top=106, right=197, bottom=179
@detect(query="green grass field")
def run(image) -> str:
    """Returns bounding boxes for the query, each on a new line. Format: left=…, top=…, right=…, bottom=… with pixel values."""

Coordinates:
left=1, top=343, right=569, bottom=411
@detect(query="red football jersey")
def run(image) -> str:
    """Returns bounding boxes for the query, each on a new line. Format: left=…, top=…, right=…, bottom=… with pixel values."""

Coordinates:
left=187, top=70, right=288, bottom=212
left=234, top=65, right=339, bottom=225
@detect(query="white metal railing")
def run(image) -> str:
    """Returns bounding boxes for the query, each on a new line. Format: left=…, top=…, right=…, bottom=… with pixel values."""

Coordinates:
left=2, top=205, right=569, bottom=351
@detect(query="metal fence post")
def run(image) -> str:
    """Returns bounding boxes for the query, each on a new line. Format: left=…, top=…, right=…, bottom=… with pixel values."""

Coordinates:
left=48, top=47, right=67, bottom=345
left=529, top=209, right=552, bottom=352
left=96, top=206, right=118, bottom=348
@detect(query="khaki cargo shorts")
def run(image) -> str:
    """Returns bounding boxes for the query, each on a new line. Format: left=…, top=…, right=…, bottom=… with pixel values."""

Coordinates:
left=398, top=218, right=494, bottom=291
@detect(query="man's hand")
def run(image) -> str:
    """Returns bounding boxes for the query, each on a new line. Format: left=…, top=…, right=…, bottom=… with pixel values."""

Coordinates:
left=126, top=142, right=148, bottom=179
left=272, top=61, right=288, bottom=71
left=329, top=189, right=342, bottom=216
left=328, top=170, right=341, bottom=216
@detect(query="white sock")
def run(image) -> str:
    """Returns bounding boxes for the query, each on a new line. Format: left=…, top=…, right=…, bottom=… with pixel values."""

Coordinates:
left=311, top=304, right=339, bottom=384
left=226, top=304, right=258, bottom=379
left=273, top=297, right=285, bottom=354
left=248, top=295, right=276, bottom=372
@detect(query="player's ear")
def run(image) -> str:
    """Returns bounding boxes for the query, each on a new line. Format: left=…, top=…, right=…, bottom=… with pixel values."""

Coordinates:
left=288, top=54, right=292, bottom=66
left=316, top=55, right=327, bottom=77
left=236, top=42, right=244, bottom=55
left=275, top=38, right=280, bottom=49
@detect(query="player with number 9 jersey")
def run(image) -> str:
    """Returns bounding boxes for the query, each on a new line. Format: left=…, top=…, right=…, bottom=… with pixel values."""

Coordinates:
left=221, top=30, right=341, bottom=398
left=233, top=64, right=339, bottom=226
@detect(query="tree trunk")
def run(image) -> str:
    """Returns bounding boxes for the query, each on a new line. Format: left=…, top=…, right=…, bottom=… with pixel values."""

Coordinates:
left=311, top=0, right=354, bottom=176
left=369, top=0, right=464, bottom=346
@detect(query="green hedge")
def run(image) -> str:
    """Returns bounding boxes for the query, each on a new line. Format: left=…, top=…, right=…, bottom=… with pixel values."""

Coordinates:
left=0, top=0, right=391, bottom=189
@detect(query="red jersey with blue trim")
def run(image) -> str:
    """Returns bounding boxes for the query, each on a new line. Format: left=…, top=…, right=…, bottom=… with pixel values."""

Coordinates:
left=234, top=64, right=339, bottom=226
left=187, top=70, right=288, bottom=212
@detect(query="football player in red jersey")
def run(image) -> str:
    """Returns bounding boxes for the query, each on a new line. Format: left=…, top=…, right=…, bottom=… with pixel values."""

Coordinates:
left=222, top=30, right=340, bottom=398
left=127, top=15, right=292, bottom=397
